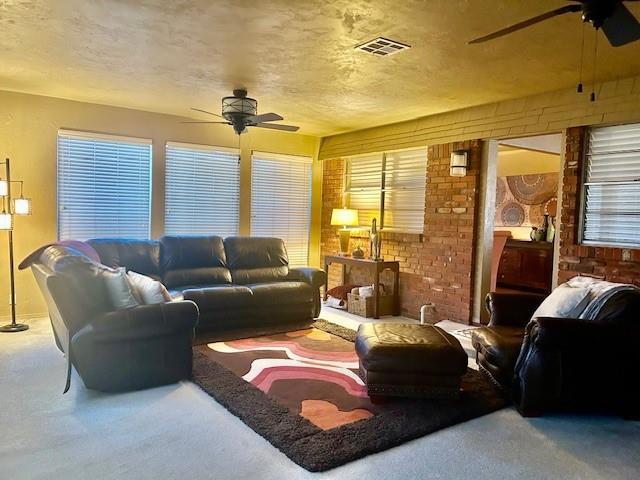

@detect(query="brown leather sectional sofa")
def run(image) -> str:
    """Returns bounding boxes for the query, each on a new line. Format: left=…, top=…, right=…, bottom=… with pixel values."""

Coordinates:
left=31, top=235, right=326, bottom=392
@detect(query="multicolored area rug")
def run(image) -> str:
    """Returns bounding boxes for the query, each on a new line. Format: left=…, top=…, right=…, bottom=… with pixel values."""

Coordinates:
left=192, top=320, right=507, bottom=472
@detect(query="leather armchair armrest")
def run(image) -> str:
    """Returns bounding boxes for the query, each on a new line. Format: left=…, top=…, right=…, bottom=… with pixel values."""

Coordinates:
left=85, top=301, right=199, bottom=340
left=287, top=267, right=327, bottom=290
left=486, top=292, right=546, bottom=328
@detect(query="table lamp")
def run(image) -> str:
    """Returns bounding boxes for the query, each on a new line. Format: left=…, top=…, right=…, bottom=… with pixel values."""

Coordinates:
left=331, top=208, right=359, bottom=256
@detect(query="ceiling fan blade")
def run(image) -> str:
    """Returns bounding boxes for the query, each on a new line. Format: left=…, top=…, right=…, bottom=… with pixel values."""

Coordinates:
left=180, top=121, right=229, bottom=124
left=190, top=107, right=224, bottom=118
left=468, top=4, right=582, bottom=44
left=254, top=123, right=300, bottom=132
left=601, top=2, right=640, bottom=47
left=246, top=112, right=283, bottom=123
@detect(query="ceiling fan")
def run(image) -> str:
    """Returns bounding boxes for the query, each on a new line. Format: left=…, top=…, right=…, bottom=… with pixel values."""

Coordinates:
left=469, top=0, right=640, bottom=47
left=183, top=89, right=299, bottom=135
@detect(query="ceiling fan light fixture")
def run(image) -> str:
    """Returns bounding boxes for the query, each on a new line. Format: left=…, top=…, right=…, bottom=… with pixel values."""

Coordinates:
left=222, top=89, right=257, bottom=121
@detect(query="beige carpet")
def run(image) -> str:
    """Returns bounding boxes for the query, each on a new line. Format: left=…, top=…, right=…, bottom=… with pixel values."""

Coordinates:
left=1, top=316, right=639, bottom=480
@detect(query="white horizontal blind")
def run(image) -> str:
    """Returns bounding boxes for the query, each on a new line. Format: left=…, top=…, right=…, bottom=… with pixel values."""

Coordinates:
left=383, top=148, right=427, bottom=233
left=582, top=123, right=640, bottom=247
left=57, top=130, right=152, bottom=240
left=165, top=142, right=240, bottom=236
left=345, top=148, right=427, bottom=233
left=251, top=152, right=312, bottom=266
left=346, top=154, right=383, bottom=229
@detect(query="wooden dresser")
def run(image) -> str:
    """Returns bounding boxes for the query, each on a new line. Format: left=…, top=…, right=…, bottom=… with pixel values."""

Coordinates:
left=497, top=239, right=554, bottom=293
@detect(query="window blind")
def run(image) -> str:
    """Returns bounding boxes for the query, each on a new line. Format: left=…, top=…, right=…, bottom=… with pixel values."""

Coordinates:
left=345, top=148, right=427, bottom=233
left=582, top=123, right=640, bottom=247
left=165, top=142, right=240, bottom=236
left=383, top=148, right=427, bottom=233
left=57, top=130, right=152, bottom=240
left=345, top=154, right=383, bottom=229
left=251, top=152, right=312, bottom=266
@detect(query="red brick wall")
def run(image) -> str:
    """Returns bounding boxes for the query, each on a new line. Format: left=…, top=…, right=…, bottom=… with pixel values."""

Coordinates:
left=320, top=140, right=482, bottom=324
left=558, top=127, right=640, bottom=285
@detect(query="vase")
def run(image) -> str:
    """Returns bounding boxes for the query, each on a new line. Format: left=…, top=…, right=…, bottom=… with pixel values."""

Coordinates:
left=539, top=214, right=549, bottom=241
left=546, top=216, right=556, bottom=242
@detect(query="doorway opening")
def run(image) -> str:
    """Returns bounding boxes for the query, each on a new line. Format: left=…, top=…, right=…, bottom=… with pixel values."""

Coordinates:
left=475, top=133, right=564, bottom=324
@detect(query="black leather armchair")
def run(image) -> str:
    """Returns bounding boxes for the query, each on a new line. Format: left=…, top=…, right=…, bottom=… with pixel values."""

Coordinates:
left=513, top=290, right=640, bottom=418
left=472, top=288, right=640, bottom=418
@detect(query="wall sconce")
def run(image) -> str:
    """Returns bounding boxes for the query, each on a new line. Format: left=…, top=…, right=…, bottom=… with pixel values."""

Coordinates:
left=450, top=150, right=469, bottom=177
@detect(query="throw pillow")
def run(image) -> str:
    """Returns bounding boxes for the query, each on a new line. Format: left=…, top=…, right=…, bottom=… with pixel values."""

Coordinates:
left=531, top=283, right=591, bottom=320
left=326, top=284, right=361, bottom=301
left=127, top=270, right=172, bottom=305
left=103, top=267, right=139, bottom=310
left=18, top=240, right=101, bottom=270
left=57, top=240, right=101, bottom=263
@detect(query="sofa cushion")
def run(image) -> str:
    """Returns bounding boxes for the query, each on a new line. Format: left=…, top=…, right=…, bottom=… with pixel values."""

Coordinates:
left=246, top=281, right=314, bottom=306
left=224, top=237, right=289, bottom=284
left=38, top=245, right=115, bottom=331
left=160, top=236, right=231, bottom=288
left=182, top=285, right=253, bottom=310
left=88, top=238, right=161, bottom=280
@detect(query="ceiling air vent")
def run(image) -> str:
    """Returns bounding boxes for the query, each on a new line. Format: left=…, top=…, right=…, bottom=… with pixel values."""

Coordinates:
left=355, top=37, right=411, bottom=56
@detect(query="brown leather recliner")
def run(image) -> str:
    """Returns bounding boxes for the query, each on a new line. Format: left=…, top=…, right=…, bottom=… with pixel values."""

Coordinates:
left=472, top=289, right=640, bottom=418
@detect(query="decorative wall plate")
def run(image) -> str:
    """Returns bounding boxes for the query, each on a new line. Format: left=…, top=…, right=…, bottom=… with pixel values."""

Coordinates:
left=507, top=174, right=558, bottom=205
left=500, top=201, right=526, bottom=226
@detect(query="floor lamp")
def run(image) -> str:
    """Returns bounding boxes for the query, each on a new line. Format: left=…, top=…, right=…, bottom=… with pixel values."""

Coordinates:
left=0, top=158, right=32, bottom=333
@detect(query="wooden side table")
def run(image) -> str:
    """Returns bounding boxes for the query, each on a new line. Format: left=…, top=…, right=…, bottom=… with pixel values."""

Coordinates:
left=323, top=255, right=400, bottom=319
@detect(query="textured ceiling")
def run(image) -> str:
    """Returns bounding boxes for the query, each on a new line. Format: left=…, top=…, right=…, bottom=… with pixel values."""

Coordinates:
left=2, top=0, right=640, bottom=136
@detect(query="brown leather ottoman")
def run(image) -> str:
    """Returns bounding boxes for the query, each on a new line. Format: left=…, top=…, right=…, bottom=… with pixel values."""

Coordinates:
left=355, top=323, right=468, bottom=399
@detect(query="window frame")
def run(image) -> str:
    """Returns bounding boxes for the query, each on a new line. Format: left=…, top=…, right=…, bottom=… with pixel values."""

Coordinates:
left=343, top=146, right=427, bottom=234
left=56, top=129, right=153, bottom=240
left=250, top=150, right=313, bottom=266
left=164, top=141, right=241, bottom=237
left=578, top=123, right=640, bottom=249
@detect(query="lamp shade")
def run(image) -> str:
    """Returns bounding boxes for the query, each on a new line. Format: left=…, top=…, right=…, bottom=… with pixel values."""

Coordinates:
left=0, top=180, right=7, bottom=197
left=331, top=208, right=359, bottom=227
left=13, top=198, right=31, bottom=215
left=0, top=212, right=13, bottom=230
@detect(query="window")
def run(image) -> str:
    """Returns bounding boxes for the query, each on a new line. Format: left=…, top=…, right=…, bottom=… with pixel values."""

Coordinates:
left=251, top=151, right=312, bottom=266
left=57, top=130, right=152, bottom=240
left=581, top=123, right=640, bottom=247
left=165, top=142, right=240, bottom=236
left=345, top=147, right=427, bottom=233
